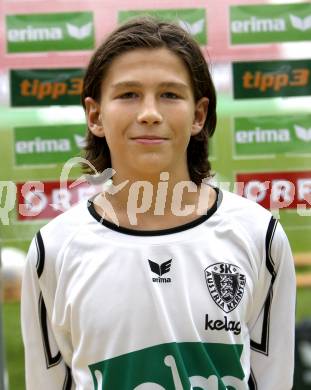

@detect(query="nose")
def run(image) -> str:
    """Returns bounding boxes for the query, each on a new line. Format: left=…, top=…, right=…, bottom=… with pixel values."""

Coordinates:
left=136, top=97, right=163, bottom=125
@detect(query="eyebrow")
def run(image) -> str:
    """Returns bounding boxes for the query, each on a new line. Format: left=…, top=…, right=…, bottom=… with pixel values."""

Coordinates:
left=110, top=81, right=190, bottom=91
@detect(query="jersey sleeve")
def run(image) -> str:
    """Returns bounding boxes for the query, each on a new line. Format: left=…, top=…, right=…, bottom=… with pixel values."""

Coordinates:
left=248, top=217, right=296, bottom=390
left=21, top=233, right=73, bottom=390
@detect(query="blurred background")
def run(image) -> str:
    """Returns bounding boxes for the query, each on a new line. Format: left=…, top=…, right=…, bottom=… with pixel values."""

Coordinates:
left=0, top=0, right=310, bottom=388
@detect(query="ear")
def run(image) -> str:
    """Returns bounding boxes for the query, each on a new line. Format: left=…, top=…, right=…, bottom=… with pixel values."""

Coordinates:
left=191, top=97, right=209, bottom=136
left=84, top=97, right=105, bottom=137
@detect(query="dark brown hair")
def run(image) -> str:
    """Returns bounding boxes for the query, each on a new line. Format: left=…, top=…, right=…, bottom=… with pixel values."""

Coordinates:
left=81, top=16, right=217, bottom=184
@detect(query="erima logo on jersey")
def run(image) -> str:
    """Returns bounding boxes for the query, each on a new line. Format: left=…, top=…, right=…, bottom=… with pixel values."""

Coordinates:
left=148, top=259, right=172, bottom=283
left=205, top=263, right=246, bottom=313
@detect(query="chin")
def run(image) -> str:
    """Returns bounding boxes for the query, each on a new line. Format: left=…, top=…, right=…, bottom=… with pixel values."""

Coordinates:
left=134, top=156, right=170, bottom=176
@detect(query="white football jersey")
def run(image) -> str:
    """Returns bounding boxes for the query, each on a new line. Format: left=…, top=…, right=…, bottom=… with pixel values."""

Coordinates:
left=21, top=189, right=296, bottom=390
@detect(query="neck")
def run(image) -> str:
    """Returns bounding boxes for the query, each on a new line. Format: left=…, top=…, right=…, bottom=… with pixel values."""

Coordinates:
left=93, top=168, right=216, bottom=230
left=106, top=168, right=198, bottom=214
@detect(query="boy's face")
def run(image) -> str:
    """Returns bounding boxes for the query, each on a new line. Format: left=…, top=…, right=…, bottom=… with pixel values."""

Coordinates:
left=85, top=47, right=208, bottom=180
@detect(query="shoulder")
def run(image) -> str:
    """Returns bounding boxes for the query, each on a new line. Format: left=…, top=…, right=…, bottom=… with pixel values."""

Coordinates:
left=40, top=200, right=91, bottom=242
left=219, top=189, right=272, bottom=224
left=217, top=189, right=276, bottom=244
left=216, top=189, right=292, bottom=272
left=218, top=189, right=292, bottom=256
left=35, top=199, right=96, bottom=270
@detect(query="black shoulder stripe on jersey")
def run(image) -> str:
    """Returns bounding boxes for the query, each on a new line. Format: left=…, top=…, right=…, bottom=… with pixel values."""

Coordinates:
left=38, top=293, right=62, bottom=368
left=63, top=365, right=73, bottom=390
left=248, top=369, right=258, bottom=390
left=35, top=231, right=45, bottom=278
left=250, top=216, right=278, bottom=356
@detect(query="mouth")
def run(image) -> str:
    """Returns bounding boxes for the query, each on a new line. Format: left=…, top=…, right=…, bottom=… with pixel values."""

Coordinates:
left=130, top=135, right=169, bottom=145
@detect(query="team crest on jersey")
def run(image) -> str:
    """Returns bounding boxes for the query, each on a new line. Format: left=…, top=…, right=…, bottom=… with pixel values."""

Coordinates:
left=204, top=263, right=246, bottom=313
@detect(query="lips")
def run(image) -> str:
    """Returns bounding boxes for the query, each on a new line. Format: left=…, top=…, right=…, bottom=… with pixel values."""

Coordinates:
left=130, top=135, right=169, bottom=144
left=131, top=135, right=168, bottom=140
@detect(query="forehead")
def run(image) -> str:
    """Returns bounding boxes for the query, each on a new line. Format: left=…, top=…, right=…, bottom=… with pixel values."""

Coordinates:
left=101, top=47, right=192, bottom=89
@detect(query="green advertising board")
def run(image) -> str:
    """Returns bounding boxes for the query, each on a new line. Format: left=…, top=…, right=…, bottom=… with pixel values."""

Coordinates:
left=230, top=3, right=311, bottom=45
left=233, top=59, right=311, bottom=99
left=10, top=68, right=84, bottom=107
left=6, top=12, right=94, bottom=53
left=13, top=124, right=86, bottom=166
left=234, top=115, right=311, bottom=157
left=118, top=8, right=207, bottom=45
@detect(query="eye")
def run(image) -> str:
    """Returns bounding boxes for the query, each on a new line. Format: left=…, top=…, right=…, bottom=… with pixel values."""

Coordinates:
left=161, top=92, right=180, bottom=99
left=118, top=92, right=138, bottom=99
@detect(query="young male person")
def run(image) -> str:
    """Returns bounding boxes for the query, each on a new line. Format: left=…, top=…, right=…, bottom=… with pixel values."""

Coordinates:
left=22, top=17, right=296, bottom=389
